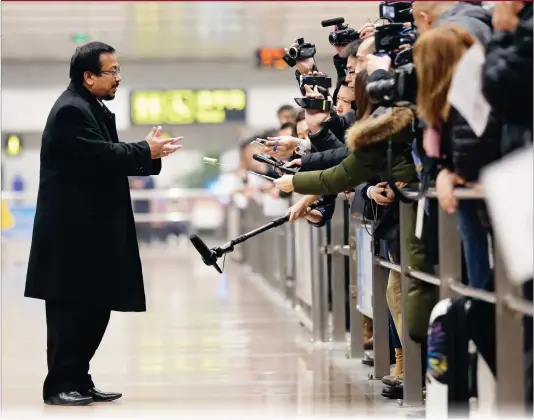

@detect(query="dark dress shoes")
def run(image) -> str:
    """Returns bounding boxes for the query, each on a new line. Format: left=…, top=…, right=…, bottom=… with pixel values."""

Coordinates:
left=81, top=388, right=122, bottom=402
left=361, top=352, right=374, bottom=366
left=44, top=391, right=93, bottom=406
left=381, top=383, right=404, bottom=399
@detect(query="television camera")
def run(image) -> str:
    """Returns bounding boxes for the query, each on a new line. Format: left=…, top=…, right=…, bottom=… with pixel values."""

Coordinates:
left=379, top=1, right=414, bottom=23
left=374, top=23, right=417, bottom=65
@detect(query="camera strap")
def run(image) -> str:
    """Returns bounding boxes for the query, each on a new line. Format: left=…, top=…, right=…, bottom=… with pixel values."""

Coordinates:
left=386, top=136, right=436, bottom=204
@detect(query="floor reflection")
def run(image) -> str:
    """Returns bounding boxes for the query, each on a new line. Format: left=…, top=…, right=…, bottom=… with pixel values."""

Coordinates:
left=1, top=239, right=399, bottom=417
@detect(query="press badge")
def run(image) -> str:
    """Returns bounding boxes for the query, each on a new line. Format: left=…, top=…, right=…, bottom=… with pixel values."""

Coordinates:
left=415, top=197, right=426, bottom=240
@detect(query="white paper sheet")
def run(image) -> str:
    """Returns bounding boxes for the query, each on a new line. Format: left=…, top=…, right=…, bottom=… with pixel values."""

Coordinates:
left=415, top=198, right=426, bottom=240
left=480, top=146, right=533, bottom=285
left=447, top=44, right=491, bottom=137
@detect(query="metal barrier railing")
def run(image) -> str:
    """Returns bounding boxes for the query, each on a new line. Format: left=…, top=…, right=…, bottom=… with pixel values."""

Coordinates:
left=1, top=188, right=224, bottom=253
left=1, top=188, right=218, bottom=223
left=228, top=187, right=532, bottom=416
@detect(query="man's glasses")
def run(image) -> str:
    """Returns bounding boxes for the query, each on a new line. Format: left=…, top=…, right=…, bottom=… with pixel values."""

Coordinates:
left=100, top=67, right=121, bottom=78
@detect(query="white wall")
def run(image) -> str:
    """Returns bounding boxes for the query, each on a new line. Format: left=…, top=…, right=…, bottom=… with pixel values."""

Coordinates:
left=1, top=148, right=213, bottom=194
left=1, top=58, right=336, bottom=189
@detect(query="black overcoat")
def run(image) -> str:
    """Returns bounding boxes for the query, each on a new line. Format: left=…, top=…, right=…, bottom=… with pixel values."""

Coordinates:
left=24, top=82, right=161, bottom=312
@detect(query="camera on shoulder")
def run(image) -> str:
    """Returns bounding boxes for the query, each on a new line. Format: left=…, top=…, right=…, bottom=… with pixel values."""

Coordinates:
left=366, top=63, right=417, bottom=107
left=374, top=23, right=417, bottom=64
left=367, top=1, right=418, bottom=107
left=379, top=1, right=414, bottom=24
left=375, top=0, right=416, bottom=62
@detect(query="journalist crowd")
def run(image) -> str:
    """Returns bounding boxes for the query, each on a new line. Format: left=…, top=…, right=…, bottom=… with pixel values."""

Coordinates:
left=223, top=0, right=533, bottom=415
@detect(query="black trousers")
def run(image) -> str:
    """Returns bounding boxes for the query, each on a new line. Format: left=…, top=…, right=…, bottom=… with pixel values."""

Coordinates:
left=43, top=301, right=110, bottom=399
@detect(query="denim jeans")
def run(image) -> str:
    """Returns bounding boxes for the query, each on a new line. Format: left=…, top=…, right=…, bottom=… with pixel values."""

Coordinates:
left=456, top=201, right=493, bottom=291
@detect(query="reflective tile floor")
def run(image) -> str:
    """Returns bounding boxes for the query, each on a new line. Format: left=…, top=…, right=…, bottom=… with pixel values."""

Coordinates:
left=1, top=238, right=410, bottom=418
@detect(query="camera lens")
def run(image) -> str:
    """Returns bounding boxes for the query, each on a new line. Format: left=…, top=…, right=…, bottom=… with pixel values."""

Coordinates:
left=366, top=78, right=397, bottom=105
left=329, top=33, right=336, bottom=45
left=288, top=47, right=299, bottom=59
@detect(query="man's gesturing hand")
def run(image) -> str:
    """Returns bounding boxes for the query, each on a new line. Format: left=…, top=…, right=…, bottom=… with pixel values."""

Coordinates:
left=145, top=126, right=183, bottom=159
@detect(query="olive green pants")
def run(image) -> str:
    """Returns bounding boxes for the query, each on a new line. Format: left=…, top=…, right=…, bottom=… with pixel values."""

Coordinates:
left=402, top=202, right=439, bottom=343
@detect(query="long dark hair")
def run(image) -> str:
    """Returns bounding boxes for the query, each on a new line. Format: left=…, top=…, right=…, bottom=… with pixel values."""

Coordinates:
left=353, top=70, right=374, bottom=121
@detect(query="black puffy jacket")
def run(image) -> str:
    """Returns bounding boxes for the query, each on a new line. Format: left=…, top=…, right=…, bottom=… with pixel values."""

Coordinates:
left=299, top=110, right=356, bottom=171
left=308, top=109, right=356, bottom=151
left=441, top=107, right=502, bottom=182
left=301, top=145, right=349, bottom=171
left=482, top=4, right=533, bottom=155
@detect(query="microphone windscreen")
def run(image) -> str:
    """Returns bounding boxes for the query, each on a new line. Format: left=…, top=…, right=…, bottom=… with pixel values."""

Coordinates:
left=189, top=234, right=213, bottom=261
left=321, top=17, right=344, bottom=27
left=203, top=157, right=218, bottom=164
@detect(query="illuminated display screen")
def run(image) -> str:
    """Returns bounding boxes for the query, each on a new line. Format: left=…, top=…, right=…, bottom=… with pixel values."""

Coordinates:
left=3, top=134, right=23, bottom=156
left=130, top=89, right=247, bottom=125
left=256, top=48, right=287, bottom=69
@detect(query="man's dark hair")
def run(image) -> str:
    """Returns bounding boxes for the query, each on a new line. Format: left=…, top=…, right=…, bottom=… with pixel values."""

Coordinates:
left=296, top=109, right=305, bottom=123
left=240, top=138, right=253, bottom=151
left=277, top=104, right=295, bottom=115
left=341, top=39, right=363, bottom=58
left=69, top=41, right=116, bottom=85
left=280, top=122, right=297, bottom=137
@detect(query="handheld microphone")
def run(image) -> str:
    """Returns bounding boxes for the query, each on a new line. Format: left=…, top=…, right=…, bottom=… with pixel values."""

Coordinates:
left=189, top=234, right=222, bottom=274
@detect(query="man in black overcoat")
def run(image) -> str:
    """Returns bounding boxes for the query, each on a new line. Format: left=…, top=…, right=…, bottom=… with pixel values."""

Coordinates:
left=24, top=42, right=183, bottom=406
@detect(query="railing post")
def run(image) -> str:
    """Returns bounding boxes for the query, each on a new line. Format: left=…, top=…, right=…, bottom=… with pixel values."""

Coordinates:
left=251, top=200, right=261, bottom=273
left=285, top=223, right=296, bottom=306
left=348, top=216, right=364, bottom=359
left=241, top=201, right=249, bottom=265
left=263, top=211, right=273, bottom=285
left=311, top=224, right=329, bottom=342
left=330, top=195, right=347, bottom=342
left=371, top=232, right=390, bottom=379
left=399, top=201, right=423, bottom=407
left=438, top=208, right=462, bottom=300
left=276, top=227, right=287, bottom=293
left=494, top=241, right=526, bottom=416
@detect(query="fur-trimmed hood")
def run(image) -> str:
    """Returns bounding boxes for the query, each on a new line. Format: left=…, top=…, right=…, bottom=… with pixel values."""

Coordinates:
left=345, top=106, right=415, bottom=151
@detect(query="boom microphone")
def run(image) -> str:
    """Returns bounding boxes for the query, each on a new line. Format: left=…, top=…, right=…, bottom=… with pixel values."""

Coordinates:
left=189, top=234, right=222, bottom=274
left=189, top=202, right=332, bottom=274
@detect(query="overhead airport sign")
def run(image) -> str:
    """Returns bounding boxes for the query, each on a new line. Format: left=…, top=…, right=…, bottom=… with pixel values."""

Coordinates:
left=130, top=89, right=247, bottom=125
